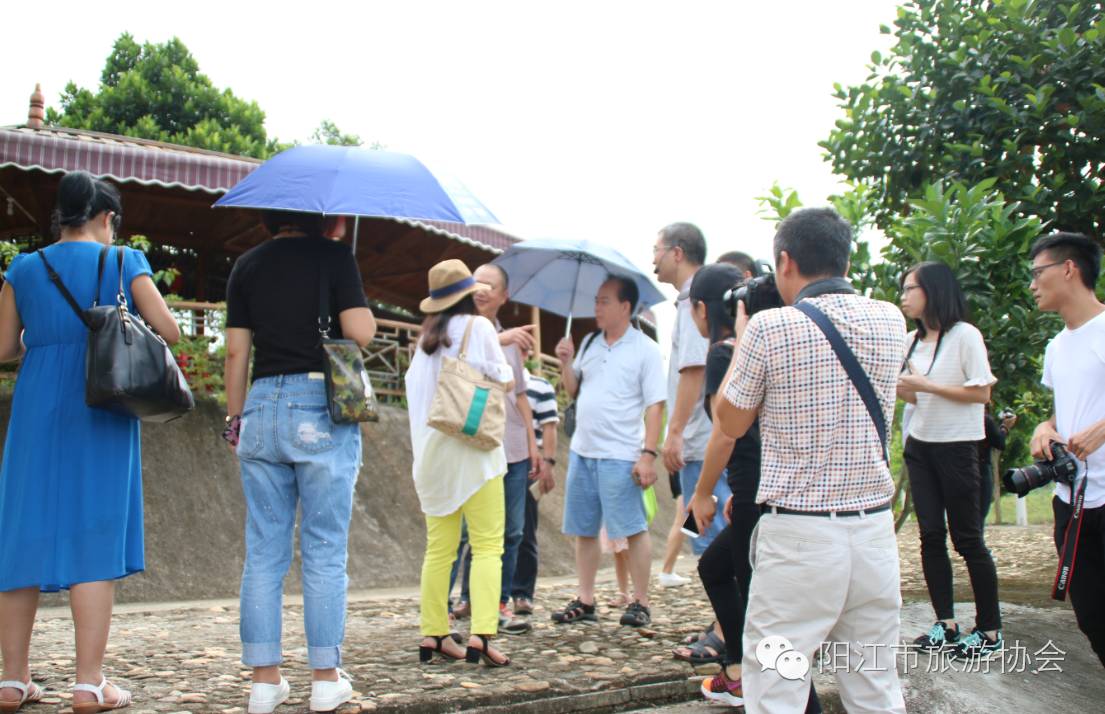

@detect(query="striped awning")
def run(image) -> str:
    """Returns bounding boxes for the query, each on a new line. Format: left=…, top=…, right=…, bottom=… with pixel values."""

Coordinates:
left=0, top=125, right=518, bottom=258
left=0, top=125, right=259, bottom=193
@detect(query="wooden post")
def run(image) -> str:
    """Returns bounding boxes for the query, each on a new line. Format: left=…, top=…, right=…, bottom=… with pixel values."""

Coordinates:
left=195, top=250, right=209, bottom=336
left=531, top=305, right=543, bottom=375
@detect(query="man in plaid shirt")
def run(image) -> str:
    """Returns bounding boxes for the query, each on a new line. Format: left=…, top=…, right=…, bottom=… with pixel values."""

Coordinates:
left=715, top=208, right=907, bottom=713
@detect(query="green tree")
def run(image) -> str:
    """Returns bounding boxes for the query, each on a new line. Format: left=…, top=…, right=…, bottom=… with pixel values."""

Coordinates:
left=311, top=120, right=361, bottom=147
left=47, top=34, right=282, bottom=158
left=755, top=182, right=886, bottom=294
left=821, top=0, right=1105, bottom=240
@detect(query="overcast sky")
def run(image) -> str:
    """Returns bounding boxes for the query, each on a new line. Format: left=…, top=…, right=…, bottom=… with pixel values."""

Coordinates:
left=2, top=0, right=899, bottom=336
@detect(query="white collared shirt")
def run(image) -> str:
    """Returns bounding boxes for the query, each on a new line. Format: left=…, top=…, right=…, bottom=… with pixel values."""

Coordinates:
left=571, top=326, right=666, bottom=462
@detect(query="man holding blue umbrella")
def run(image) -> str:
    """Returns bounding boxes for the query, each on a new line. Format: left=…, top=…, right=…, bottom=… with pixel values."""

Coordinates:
left=551, top=276, right=666, bottom=628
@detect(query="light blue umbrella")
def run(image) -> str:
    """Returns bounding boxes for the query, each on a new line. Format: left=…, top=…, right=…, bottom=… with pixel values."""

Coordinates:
left=491, top=238, right=666, bottom=334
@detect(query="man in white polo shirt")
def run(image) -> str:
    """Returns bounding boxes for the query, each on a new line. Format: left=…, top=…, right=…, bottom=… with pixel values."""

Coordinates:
left=551, top=275, right=666, bottom=628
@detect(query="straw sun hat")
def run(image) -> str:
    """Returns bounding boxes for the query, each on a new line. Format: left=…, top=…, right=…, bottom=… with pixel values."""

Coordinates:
left=419, top=259, right=490, bottom=314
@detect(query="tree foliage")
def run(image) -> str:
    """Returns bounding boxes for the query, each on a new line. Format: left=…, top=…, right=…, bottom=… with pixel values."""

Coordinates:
left=821, top=0, right=1105, bottom=240
left=756, top=178, right=1058, bottom=466
left=311, top=120, right=362, bottom=147
left=46, top=34, right=281, bottom=158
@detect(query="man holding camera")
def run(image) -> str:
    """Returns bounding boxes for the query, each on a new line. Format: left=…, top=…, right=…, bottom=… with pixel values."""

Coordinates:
left=1027, top=232, right=1105, bottom=668
left=715, top=208, right=907, bottom=713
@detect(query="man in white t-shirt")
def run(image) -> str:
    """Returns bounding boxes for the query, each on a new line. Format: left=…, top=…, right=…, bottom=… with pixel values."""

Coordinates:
left=1028, top=231, right=1105, bottom=668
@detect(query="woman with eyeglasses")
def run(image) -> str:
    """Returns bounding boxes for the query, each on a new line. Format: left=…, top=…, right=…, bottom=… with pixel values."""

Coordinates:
left=897, top=261, right=1002, bottom=662
left=0, top=171, right=179, bottom=711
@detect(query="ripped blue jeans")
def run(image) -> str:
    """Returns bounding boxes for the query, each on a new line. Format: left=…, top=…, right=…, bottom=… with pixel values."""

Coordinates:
left=236, top=373, right=362, bottom=669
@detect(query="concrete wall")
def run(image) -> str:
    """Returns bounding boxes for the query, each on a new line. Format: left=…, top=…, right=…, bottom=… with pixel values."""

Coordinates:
left=0, top=398, right=681, bottom=604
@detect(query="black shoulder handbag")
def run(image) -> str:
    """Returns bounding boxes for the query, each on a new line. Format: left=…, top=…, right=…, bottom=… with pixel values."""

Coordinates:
left=318, top=262, right=378, bottom=423
left=563, top=330, right=601, bottom=438
left=38, top=245, right=194, bottom=423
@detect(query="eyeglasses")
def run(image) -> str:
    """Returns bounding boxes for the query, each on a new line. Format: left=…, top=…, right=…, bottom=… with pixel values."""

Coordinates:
left=1029, top=260, right=1067, bottom=281
left=900, top=284, right=922, bottom=295
left=652, top=244, right=672, bottom=256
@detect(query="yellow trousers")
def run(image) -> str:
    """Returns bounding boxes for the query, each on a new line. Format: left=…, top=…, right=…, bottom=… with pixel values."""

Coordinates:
left=420, top=476, right=504, bottom=636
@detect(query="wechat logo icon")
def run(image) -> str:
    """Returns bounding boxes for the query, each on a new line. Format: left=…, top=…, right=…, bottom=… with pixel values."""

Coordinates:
left=756, top=635, right=811, bottom=681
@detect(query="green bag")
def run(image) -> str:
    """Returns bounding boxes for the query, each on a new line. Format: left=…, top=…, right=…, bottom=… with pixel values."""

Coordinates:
left=642, top=485, right=658, bottom=525
left=318, top=263, right=378, bottom=424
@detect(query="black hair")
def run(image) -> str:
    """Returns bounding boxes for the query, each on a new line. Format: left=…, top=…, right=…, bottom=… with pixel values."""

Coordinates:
left=716, top=251, right=761, bottom=277
left=660, top=222, right=707, bottom=266
left=603, top=274, right=639, bottom=313
left=772, top=208, right=851, bottom=278
left=262, top=209, right=325, bottom=237
left=689, top=263, right=742, bottom=344
left=52, top=171, right=122, bottom=237
left=420, top=294, right=479, bottom=355
left=901, top=261, right=969, bottom=337
left=1030, top=232, right=1102, bottom=291
left=479, top=263, right=509, bottom=291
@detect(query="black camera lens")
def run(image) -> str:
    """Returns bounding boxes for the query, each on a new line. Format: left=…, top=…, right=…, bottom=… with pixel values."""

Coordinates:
left=1002, top=441, right=1079, bottom=497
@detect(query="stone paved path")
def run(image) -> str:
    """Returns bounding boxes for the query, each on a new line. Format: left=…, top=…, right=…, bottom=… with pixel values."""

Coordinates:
left=12, top=521, right=1080, bottom=713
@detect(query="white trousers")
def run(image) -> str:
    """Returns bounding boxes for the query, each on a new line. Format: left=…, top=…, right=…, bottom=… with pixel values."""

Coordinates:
left=742, top=509, right=907, bottom=714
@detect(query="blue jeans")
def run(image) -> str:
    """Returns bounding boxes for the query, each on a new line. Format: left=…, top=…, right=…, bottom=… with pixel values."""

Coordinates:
left=452, top=459, right=529, bottom=605
left=679, top=460, right=731, bottom=555
left=236, top=374, right=362, bottom=669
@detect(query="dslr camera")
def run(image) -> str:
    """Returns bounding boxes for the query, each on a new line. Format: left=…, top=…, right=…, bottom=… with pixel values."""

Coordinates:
left=723, top=274, right=785, bottom=318
left=1002, top=441, right=1079, bottom=497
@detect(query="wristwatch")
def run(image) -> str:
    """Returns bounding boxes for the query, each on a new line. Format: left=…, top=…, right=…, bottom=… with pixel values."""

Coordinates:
left=543, top=457, right=557, bottom=466
left=641, top=448, right=659, bottom=458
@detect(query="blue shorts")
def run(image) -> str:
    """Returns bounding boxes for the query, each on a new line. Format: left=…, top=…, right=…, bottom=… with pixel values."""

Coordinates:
left=562, top=452, right=648, bottom=540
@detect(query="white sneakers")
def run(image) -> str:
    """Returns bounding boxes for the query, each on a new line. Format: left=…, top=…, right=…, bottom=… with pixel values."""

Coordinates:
left=658, top=571, right=691, bottom=588
left=247, top=677, right=289, bottom=714
left=248, top=671, right=352, bottom=713
left=309, top=670, right=353, bottom=712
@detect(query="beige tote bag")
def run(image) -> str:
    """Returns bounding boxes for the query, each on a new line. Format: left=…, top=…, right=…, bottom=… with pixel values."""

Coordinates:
left=427, top=317, right=510, bottom=450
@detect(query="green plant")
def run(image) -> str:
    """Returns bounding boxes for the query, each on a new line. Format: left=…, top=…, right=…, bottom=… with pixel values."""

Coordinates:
left=822, top=0, right=1105, bottom=241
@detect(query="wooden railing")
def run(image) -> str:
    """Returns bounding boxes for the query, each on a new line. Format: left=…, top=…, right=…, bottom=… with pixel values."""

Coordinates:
left=165, top=302, right=561, bottom=403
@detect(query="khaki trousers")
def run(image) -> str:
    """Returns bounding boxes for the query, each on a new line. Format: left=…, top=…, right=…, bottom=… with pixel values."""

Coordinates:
left=742, top=509, right=906, bottom=714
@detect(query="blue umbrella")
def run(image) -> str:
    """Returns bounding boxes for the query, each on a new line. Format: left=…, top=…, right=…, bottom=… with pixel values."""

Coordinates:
left=213, top=144, right=498, bottom=225
left=491, top=238, right=666, bottom=334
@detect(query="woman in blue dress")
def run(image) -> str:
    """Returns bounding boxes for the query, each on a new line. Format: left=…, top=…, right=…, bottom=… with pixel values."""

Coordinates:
left=0, top=172, right=179, bottom=712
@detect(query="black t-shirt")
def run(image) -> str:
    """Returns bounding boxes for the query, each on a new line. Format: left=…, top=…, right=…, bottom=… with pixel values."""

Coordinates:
left=226, top=236, right=368, bottom=380
left=704, top=341, right=761, bottom=504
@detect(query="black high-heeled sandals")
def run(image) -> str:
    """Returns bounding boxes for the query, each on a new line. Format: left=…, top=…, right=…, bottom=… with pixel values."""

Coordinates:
left=419, top=635, right=465, bottom=664
left=465, top=635, right=511, bottom=667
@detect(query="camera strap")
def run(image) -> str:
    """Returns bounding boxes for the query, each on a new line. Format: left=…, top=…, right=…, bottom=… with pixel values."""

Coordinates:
left=1052, top=471, right=1088, bottom=601
left=794, top=301, right=889, bottom=464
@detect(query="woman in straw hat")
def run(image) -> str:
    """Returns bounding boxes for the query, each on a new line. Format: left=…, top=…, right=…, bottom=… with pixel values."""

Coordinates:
left=406, top=259, right=514, bottom=667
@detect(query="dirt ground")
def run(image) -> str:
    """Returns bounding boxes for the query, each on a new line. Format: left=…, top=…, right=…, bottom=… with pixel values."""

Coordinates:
left=896, top=521, right=1061, bottom=609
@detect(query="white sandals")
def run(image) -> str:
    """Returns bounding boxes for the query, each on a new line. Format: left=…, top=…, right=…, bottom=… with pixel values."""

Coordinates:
left=0, top=680, right=44, bottom=713
left=72, top=678, right=132, bottom=713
